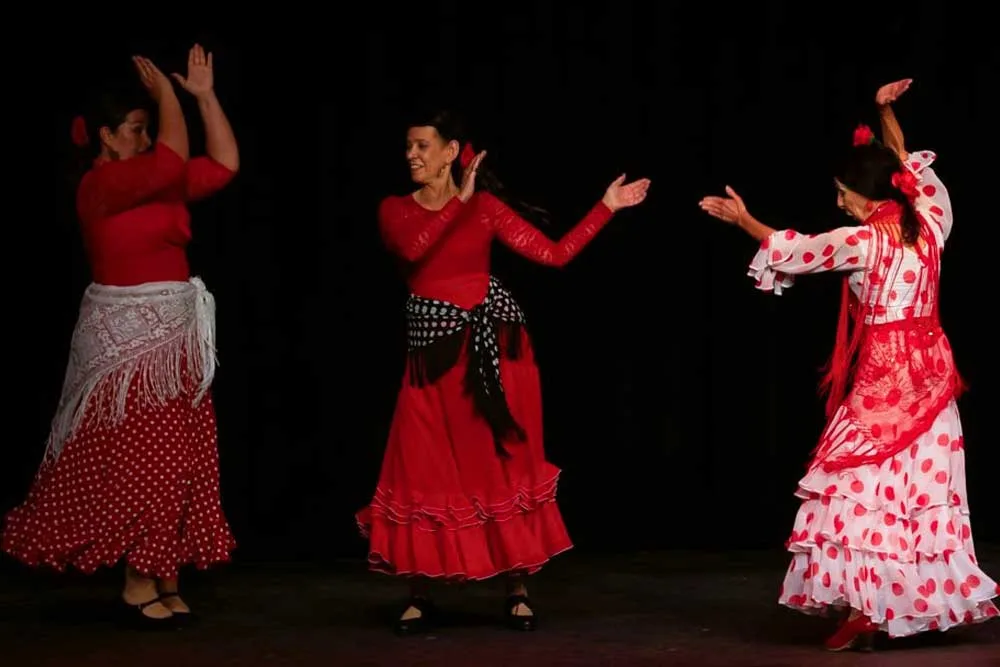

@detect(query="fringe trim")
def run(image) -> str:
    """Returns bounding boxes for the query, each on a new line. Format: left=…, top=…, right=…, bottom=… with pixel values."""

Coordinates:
left=44, top=277, right=217, bottom=462
left=407, top=322, right=528, bottom=457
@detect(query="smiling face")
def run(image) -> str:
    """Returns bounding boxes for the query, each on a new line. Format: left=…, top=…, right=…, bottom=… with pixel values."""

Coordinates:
left=405, top=125, right=458, bottom=185
left=99, top=109, right=152, bottom=161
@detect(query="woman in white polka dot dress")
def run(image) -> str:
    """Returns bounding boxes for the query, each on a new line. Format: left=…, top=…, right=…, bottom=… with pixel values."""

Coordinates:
left=2, top=46, right=238, bottom=628
left=699, top=79, right=998, bottom=651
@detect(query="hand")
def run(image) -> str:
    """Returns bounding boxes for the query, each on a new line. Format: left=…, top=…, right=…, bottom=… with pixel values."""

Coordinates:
left=132, top=56, right=173, bottom=101
left=876, top=78, right=912, bottom=106
left=458, top=150, right=487, bottom=202
left=699, top=186, right=749, bottom=226
left=602, top=174, right=651, bottom=212
left=171, top=44, right=214, bottom=98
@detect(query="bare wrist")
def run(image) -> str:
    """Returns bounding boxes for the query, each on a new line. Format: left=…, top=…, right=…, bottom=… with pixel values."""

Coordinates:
left=196, top=90, right=219, bottom=107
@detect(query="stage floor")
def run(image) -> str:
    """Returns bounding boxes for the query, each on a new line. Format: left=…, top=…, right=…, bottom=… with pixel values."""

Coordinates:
left=1, top=547, right=997, bottom=666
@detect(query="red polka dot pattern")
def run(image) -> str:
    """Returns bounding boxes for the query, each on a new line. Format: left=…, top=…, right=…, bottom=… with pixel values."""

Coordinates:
left=779, top=400, right=998, bottom=638
left=747, top=149, right=953, bottom=297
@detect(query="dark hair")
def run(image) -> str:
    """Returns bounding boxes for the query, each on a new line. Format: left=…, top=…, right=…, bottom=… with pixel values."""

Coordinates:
left=837, top=141, right=920, bottom=245
left=69, top=82, right=149, bottom=185
left=406, top=107, right=550, bottom=225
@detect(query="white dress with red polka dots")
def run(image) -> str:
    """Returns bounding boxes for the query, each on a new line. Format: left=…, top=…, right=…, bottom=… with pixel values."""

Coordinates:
left=748, top=150, right=998, bottom=638
left=2, top=280, right=236, bottom=580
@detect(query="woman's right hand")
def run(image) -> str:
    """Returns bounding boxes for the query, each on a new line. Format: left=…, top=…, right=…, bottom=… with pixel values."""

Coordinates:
left=458, top=150, right=487, bottom=202
left=132, top=56, right=174, bottom=101
left=699, top=185, right=749, bottom=226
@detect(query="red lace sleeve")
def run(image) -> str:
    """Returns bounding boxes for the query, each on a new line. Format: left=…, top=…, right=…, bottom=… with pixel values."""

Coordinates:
left=487, top=193, right=614, bottom=267
left=76, top=142, right=186, bottom=224
left=747, top=225, right=871, bottom=294
left=378, top=195, right=465, bottom=262
left=185, top=156, right=237, bottom=203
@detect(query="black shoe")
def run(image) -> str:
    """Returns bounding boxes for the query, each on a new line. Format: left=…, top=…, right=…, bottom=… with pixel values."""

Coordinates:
left=116, top=595, right=179, bottom=631
left=158, top=592, right=198, bottom=627
left=504, top=594, right=537, bottom=631
left=394, top=596, right=436, bottom=636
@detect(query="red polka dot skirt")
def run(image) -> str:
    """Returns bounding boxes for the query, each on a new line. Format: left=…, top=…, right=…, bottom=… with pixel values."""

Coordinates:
left=3, top=374, right=236, bottom=580
left=780, top=400, right=999, bottom=637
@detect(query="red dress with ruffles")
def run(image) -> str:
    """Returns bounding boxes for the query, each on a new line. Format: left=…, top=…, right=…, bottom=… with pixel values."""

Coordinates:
left=2, top=142, right=238, bottom=580
left=356, top=190, right=614, bottom=581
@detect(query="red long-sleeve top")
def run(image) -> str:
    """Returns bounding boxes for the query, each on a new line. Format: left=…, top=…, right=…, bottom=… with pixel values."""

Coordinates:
left=76, top=142, right=236, bottom=286
left=379, top=190, right=614, bottom=309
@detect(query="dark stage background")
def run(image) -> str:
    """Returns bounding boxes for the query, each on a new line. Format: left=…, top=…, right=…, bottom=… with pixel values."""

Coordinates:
left=6, top=4, right=997, bottom=568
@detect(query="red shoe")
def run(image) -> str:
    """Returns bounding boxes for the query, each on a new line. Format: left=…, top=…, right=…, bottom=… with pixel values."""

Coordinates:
left=824, top=614, right=878, bottom=651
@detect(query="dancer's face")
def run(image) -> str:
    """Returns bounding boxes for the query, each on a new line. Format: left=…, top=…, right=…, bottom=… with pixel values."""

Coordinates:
left=406, top=126, right=458, bottom=185
left=835, top=180, right=873, bottom=221
left=100, top=109, right=152, bottom=161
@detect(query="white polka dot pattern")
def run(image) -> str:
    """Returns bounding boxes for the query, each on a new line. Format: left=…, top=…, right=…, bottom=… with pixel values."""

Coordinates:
left=407, top=275, right=525, bottom=397
left=2, top=362, right=236, bottom=580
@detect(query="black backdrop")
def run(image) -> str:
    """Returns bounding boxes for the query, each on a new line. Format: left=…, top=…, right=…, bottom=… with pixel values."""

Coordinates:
left=6, top=4, right=996, bottom=567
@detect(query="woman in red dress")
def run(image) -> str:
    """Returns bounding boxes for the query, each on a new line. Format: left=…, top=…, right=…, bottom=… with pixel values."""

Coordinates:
left=700, top=80, right=997, bottom=651
left=2, top=45, right=239, bottom=628
left=356, top=108, right=650, bottom=634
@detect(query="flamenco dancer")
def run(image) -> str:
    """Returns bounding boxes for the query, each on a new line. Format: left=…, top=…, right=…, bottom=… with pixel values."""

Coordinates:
left=3, top=45, right=239, bottom=628
left=356, top=108, right=650, bottom=634
left=699, top=79, right=998, bottom=650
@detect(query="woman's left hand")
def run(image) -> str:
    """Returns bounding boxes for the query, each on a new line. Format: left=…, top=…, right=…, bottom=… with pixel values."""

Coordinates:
left=172, top=44, right=214, bottom=98
left=602, top=174, right=651, bottom=212
left=876, top=78, right=912, bottom=106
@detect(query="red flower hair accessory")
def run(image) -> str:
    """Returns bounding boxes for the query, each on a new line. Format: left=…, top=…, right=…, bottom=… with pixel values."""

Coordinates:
left=71, top=116, right=89, bottom=147
left=852, top=124, right=875, bottom=147
left=459, top=142, right=476, bottom=169
left=891, top=169, right=920, bottom=199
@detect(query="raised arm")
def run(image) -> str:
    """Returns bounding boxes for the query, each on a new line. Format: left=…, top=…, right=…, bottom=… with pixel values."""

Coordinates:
left=879, top=105, right=907, bottom=162
left=488, top=193, right=614, bottom=267
left=169, top=44, right=239, bottom=202
left=875, top=79, right=911, bottom=161
left=874, top=79, right=953, bottom=242
left=193, top=92, right=238, bottom=171
left=905, top=150, right=953, bottom=243
left=378, top=195, right=465, bottom=262
left=134, top=56, right=189, bottom=161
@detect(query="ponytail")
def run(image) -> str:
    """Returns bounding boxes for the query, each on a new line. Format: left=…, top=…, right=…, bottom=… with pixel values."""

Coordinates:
left=453, top=140, right=550, bottom=225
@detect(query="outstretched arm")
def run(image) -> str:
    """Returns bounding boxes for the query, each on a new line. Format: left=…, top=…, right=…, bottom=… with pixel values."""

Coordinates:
left=699, top=185, right=869, bottom=294
left=489, top=193, right=614, bottom=267
left=700, top=185, right=777, bottom=241
left=746, top=225, right=871, bottom=293
left=489, top=173, right=649, bottom=266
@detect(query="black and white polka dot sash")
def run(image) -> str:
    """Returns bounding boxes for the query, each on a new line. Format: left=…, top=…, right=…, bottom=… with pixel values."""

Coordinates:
left=406, top=276, right=528, bottom=456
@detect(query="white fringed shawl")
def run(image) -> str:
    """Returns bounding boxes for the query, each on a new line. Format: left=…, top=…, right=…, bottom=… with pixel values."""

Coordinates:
left=45, top=277, right=217, bottom=461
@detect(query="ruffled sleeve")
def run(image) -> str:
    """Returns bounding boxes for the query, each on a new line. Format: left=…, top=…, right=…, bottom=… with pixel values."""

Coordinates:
left=748, top=226, right=872, bottom=295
